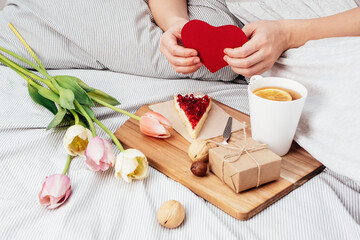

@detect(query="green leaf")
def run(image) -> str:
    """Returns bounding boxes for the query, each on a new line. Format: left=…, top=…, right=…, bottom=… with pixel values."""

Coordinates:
left=54, top=76, right=95, bottom=106
left=75, top=104, right=95, bottom=120
left=82, top=105, right=94, bottom=119
left=59, top=88, right=75, bottom=110
left=47, top=77, right=75, bottom=110
left=88, top=89, right=120, bottom=106
left=27, top=83, right=58, bottom=115
left=38, top=87, right=60, bottom=104
left=46, top=108, right=67, bottom=130
left=71, top=77, right=95, bottom=92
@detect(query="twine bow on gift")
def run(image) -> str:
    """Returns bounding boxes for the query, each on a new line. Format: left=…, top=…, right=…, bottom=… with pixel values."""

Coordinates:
left=211, top=123, right=267, bottom=188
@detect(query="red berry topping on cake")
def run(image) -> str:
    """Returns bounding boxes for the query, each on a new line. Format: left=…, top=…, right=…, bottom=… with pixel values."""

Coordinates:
left=176, top=94, right=210, bottom=129
left=174, top=93, right=212, bottom=139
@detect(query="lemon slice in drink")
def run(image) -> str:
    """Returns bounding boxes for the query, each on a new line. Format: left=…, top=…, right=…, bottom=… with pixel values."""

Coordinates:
left=253, top=88, right=292, bottom=101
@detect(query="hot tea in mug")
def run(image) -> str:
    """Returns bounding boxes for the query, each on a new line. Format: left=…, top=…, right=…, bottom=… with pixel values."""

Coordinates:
left=248, top=75, right=308, bottom=156
left=253, top=87, right=302, bottom=102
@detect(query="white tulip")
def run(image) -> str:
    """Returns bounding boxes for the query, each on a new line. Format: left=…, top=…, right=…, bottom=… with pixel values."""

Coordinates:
left=115, top=149, right=149, bottom=182
left=63, top=125, right=93, bottom=156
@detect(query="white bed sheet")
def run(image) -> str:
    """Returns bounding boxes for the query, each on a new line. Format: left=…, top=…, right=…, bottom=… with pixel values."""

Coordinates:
left=0, top=66, right=359, bottom=239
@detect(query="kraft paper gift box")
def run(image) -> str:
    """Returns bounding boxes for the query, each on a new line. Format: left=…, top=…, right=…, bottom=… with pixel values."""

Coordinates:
left=209, top=137, right=282, bottom=193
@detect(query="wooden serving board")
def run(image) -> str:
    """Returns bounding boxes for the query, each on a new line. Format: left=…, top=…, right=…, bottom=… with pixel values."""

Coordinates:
left=114, top=101, right=324, bottom=220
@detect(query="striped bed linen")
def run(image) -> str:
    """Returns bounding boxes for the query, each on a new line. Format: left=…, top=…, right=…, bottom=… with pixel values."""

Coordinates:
left=0, top=0, right=242, bottom=81
left=0, top=67, right=359, bottom=240
left=0, top=1, right=359, bottom=239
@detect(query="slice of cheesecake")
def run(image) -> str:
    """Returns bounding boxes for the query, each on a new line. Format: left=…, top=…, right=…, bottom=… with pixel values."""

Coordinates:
left=174, top=93, right=212, bottom=139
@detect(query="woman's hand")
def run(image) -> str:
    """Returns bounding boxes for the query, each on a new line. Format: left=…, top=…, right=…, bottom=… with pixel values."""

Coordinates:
left=159, top=20, right=202, bottom=74
left=224, top=20, right=291, bottom=78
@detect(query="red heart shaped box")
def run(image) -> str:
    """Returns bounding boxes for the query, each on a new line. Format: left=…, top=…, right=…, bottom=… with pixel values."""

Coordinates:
left=181, top=20, right=248, bottom=73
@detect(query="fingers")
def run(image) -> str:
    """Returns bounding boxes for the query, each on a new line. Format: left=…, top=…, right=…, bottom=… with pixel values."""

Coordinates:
left=229, top=60, right=272, bottom=78
left=161, top=30, right=197, bottom=58
left=161, top=38, right=202, bottom=74
left=173, top=63, right=203, bottom=75
left=223, top=20, right=286, bottom=77
left=161, top=48, right=201, bottom=67
left=224, top=22, right=262, bottom=59
left=241, top=23, right=256, bottom=38
left=164, top=44, right=197, bottom=57
left=224, top=50, right=263, bottom=69
left=224, top=39, right=260, bottom=59
left=159, top=25, right=202, bottom=74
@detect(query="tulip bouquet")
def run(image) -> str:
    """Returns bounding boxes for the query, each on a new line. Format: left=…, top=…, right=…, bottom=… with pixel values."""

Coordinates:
left=0, top=23, right=173, bottom=209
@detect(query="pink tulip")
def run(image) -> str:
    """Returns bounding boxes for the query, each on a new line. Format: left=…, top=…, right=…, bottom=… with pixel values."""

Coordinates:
left=139, top=112, right=172, bottom=138
left=84, top=136, right=115, bottom=171
left=38, top=174, right=71, bottom=209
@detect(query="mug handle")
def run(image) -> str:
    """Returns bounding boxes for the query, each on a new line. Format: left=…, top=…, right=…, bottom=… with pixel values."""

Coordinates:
left=250, top=75, right=263, bottom=82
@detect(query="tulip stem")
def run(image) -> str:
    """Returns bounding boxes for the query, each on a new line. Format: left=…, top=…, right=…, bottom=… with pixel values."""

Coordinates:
left=91, top=98, right=141, bottom=121
left=4, top=24, right=62, bottom=95
left=62, top=155, right=72, bottom=175
left=0, top=46, right=53, bottom=79
left=0, top=46, right=65, bottom=101
left=74, top=101, right=97, bottom=137
left=0, top=53, right=47, bottom=83
left=8, top=23, right=46, bottom=71
left=0, top=56, right=38, bottom=86
left=69, top=109, right=79, bottom=125
left=93, top=117, right=124, bottom=152
left=0, top=51, right=58, bottom=93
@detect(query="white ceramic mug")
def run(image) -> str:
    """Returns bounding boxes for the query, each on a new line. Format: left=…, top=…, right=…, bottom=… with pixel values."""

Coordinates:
left=248, top=75, right=308, bottom=156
